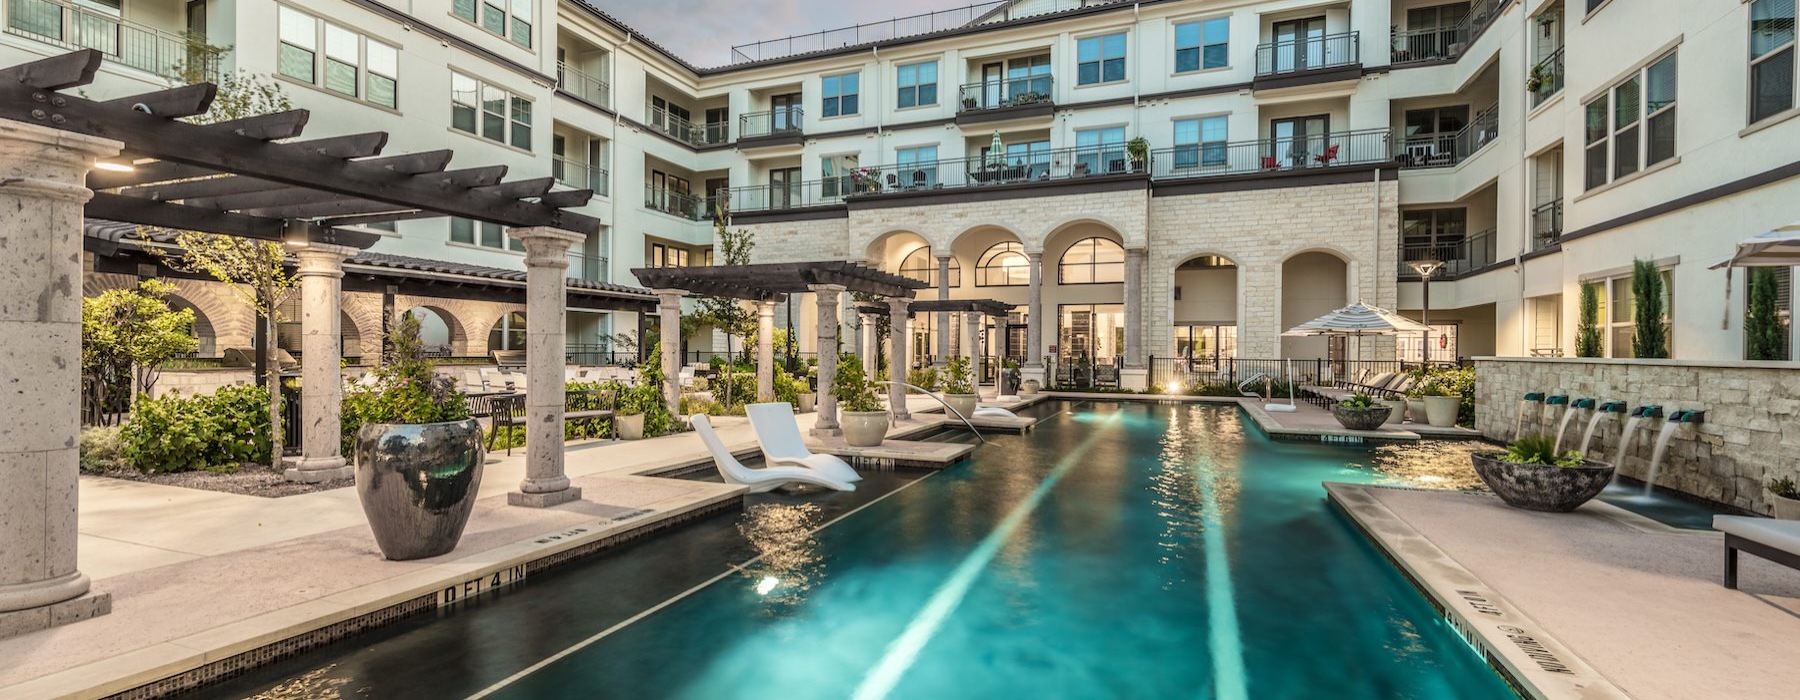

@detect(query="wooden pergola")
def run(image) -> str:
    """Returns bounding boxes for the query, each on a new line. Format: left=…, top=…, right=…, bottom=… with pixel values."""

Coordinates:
left=860, top=298, right=1019, bottom=395
left=631, top=262, right=928, bottom=433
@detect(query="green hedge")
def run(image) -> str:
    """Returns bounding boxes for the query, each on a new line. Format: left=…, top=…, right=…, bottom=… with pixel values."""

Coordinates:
left=120, top=385, right=272, bottom=473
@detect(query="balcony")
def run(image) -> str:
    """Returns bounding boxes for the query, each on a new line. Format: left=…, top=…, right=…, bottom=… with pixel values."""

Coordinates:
left=556, top=61, right=610, bottom=109
left=1531, top=199, right=1563, bottom=251
left=645, top=105, right=728, bottom=148
left=552, top=156, right=608, bottom=197
left=5, top=0, right=208, bottom=81
left=1529, top=47, right=1565, bottom=108
left=1253, top=31, right=1360, bottom=89
left=738, top=107, right=803, bottom=147
left=1398, top=228, right=1498, bottom=280
left=956, top=75, right=1054, bottom=125
left=568, top=253, right=608, bottom=283
left=1150, top=129, right=1391, bottom=181
left=1395, top=104, right=1499, bottom=169
left=724, top=145, right=1148, bottom=214
left=644, top=184, right=711, bottom=221
left=1390, top=0, right=1509, bottom=66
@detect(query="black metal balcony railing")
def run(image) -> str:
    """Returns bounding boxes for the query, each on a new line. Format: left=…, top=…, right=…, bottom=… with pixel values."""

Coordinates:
left=1390, top=0, right=1508, bottom=65
left=1529, top=47, right=1565, bottom=107
left=724, top=145, right=1153, bottom=213
left=1149, top=128, right=1391, bottom=179
left=6, top=0, right=206, bottom=81
left=644, top=184, right=710, bottom=221
left=645, top=105, right=728, bottom=147
left=1395, top=103, right=1499, bottom=169
left=1531, top=199, right=1563, bottom=251
left=1254, top=31, right=1359, bottom=77
left=739, top=107, right=804, bottom=140
left=957, top=75, right=1053, bottom=111
left=552, top=156, right=608, bottom=197
left=567, top=253, right=609, bottom=283
left=556, top=61, right=610, bottom=109
left=1398, top=228, right=1498, bottom=279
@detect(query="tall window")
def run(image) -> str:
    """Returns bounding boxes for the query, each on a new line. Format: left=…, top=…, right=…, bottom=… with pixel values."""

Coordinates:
left=1173, top=115, right=1228, bottom=169
left=1744, top=267, right=1793, bottom=360
left=452, top=0, right=532, bottom=48
left=896, top=145, right=939, bottom=187
left=1751, top=0, right=1796, bottom=124
left=452, top=73, right=532, bottom=150
left=822, top=72, right=860, bottom=117
left=450, top=217, right=521, bottom=252
left=1075, top=126, right=1127, bottom=174
left=1077, top=32, right=1128, bottom=85
left=1058, top=237, right=1125, bottom=284
left=650, top=243, right=691, bottom=268
left=1174, top=17, right=1229, bottom=72
left=821, top=153, right=859, bottom=199
left=1593, top=270, right=1674, bottom=357
left=898, top=247, right=960, bottom=286
left=1584, top=51, right=1677, bottom=190
left=896, top=61, right=938, bottom=108
left=975, top=242, right=1030, bottom=287
left=277, top=7, right=398, bottom=108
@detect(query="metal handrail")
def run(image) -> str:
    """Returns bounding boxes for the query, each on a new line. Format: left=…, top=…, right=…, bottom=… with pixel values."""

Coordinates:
left=728, top=0, right=1110, bottom=64
left=1529, top=46, right=1566, bottom=107
left=1254, top=31, right=1360, bottom=76
left=874, top=381, right=986, bottom=443
left=1150, top=128, right=1391, bottom=179
left=957, top=75, right=1053, bottom=111
left=739, top=107, right=804, bottom=139
left=556, top=61, right=610, bottom=108
left=643, top=184, right=710, bottom=221
left=5, top=0, right=205, bottom=81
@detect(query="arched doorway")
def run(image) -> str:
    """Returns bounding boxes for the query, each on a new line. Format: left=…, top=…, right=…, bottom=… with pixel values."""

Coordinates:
left=403, top=306, right=463, bottom=356
left=488, top=311, right=527, bottom=352
left=1280, top=251, right=1349, bottom=359
left=1171, top=254, right=1238, bottom=372
left=161, top=294, right=218, bottom=358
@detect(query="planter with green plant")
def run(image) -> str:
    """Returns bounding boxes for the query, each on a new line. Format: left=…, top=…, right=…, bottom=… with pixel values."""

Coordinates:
left=941, top=356, right=978, bottom=418
left=1332, top=393, right=1392, bottom=431
left=1472, top=434, right=1612, bottom=512
left=1402, top=374, right=1427, bottom=424
left=1126, top=137, right=1150, bottom=171
left=341, top=313, right=479, bottom=561
left=1768, top=476, right=1800, bottom=520
left=1419, top=377, right=1462, bottom=428
left=834, top=353, right=888, bottom=447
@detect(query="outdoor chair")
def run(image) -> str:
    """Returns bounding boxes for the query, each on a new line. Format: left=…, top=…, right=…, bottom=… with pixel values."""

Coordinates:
left=692, top=415, right=854, bottom=493
left=885, top=173, right=900, bottom=190
left=1313, top=144, right=1340, bottom=166
left=911, top=170, right=928, bottom=188
left=745, top=402, right=862, bottom=483
left=480, top=394, right=527, bottom=455
left=1260, top=156, right=1280, bottom=170
left=1714, top=516, right=1800, bottom=589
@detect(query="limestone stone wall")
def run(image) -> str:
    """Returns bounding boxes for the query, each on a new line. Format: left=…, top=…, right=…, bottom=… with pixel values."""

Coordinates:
left=1475, top=357, right=1798, bottom=514
left=736, top=217, right=854, bottom=264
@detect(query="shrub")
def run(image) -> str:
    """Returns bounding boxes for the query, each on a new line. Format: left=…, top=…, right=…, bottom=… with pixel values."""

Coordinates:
left=1747, top=268, right=1788, bottom=361
left=121, top=385, right=272, bottom=473
left=340, top=314, right=470, bottom=455
left=942, top=356, right=974, bottom=395
left=1631, top=258, right=1669, bottom=359
left=1339, top=393, right=1377, bottom=409
left=1501, top=434, right=1584, bottom=467
left=79, top=426, right=125, bottom=472
left=773, top=365, right=811, bottom=408
left=833, top=353, right=883, bottom=413
left=1768, top=476, right=1800, bottom=500
left=620, top=344, right=677, bottom=437
left=906, top=367, right=940, bottom=392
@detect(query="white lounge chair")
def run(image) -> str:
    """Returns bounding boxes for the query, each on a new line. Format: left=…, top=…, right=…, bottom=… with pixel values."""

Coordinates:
left=972, top=406, right=1018, bottom=419
left=691, top=415, right=854, bottom=493
left=1715, top=515, right=1800, bottom=589
left=745, top=402, right=863, bottom=483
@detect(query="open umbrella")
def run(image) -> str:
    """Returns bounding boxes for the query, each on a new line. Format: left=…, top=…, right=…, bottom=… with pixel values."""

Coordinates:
left=1710, top=221, right=1800, bottom=329
left=1283, top=300, right=1429, bottom=374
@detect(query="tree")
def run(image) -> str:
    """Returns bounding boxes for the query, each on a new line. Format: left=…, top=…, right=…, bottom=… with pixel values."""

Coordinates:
left=694, top=211, right=757, bottom=405
left=81, top=281, right=199, bottom=425
left=1576, top=283, right=1603, bottom=358
left=1630, top=258, right=1669, bottom=359
left=1746, top=267, right=1788, bottom=361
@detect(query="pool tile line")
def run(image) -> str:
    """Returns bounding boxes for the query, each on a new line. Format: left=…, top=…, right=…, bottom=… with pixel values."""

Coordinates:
left=1325, top=483, right=1634, bottom=700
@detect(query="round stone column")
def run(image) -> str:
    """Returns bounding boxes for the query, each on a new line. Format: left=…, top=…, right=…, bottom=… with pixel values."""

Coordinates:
left=0, top=120, right=121, bottom=633
left=888, top=297, right=912, bottom=420
left=756, top=299, right=775, bottom=402
left=505, top=227, right=585, bottom=508
left=935, top=254, right=952, bottom=368
left=655, top=289, right=686, bottom=418
left=811, top=284, right=845, bottom=436
left=285, top=243, right=359, bottom=483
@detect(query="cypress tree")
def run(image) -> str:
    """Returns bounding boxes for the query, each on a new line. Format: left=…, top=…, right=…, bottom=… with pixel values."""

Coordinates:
left=1630, top=259, right=1669, bottom=359
left=1576, top=283, right=1603, bottom=358
left=1746, top=267, right=1787, bottom=361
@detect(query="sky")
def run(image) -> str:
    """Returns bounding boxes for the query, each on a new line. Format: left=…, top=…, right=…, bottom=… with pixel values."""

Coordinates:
left=597, top=0, right=984, bottom=67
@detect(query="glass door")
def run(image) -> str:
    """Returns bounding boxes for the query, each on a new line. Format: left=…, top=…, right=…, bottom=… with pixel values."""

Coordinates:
left=1006, top=54, right=1051, bottom=104
left=769, top=167, right=801, bottom=209
left=1270, top=115, right=1330, bottom=168
left=771, top=93, right=801, bottom=132
left=981, top=63, right=1002, bottom=109
left=1272, top=16, right=1327, bottom=73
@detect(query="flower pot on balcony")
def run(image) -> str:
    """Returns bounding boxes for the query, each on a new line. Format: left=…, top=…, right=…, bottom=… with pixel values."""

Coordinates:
left=1424, top=396, right=1461, bottom=427
left=841, top=411, right=889, bottom=447
left=1471, top=452, right=1614, bottom=513
left=354, top=419, right=485, bottom=561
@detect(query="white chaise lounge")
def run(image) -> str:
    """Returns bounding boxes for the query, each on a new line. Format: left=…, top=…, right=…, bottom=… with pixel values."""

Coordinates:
left=745, top=402, right=863, bottom=483
left=690, top=415, right=854, bottom=493
left=1714, top=515, right=1800, bottom=589
left=972, top=406, right=1018, bottom=419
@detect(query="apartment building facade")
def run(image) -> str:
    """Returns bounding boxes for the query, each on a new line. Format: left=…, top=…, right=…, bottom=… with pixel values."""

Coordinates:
left=16, top=0, right=1800, bottom=375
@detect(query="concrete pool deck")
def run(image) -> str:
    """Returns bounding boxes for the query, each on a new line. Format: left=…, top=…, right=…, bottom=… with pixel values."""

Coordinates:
left=0, top=396, right=958, bottom=700
left=1330, top=483, right=1800, bottom=700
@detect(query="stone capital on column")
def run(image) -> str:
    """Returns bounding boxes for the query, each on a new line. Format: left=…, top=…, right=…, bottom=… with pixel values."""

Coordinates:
left=291, top=242, right=358, bottom=277
left=506, top=227, right=584, bottom=267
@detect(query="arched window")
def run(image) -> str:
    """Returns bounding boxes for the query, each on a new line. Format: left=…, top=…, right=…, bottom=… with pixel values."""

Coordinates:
left=897, top=246, right=962, bottom=287
left=1057, top=237, right=1125, bottom=284
left=488, top=311, right=527, bottom=351
left=975, top=242, right=1030, bottom=287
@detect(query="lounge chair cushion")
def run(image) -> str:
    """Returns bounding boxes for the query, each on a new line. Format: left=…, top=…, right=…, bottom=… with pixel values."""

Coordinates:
left=1715, top=516, right=1800, bottom=553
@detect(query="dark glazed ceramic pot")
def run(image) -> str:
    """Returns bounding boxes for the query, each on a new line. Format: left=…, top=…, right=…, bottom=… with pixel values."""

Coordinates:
left=1331, top=404, right=1393, bottom=431
left=1471, top=452, right=1614, bottom=513
left=355, top=419, right=486, bottom=560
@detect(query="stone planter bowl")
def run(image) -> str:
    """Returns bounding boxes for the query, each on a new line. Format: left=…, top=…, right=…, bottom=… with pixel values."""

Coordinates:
left=355, top=419, right=485, bottom=561
left=1332, top=404, right=1392, bottom=431
left=1471, top=452, right=1614, bottom=513
left=615, top=413, right=646, bottom=440
left=840, top=411, right=888, bottom=447
left=1423, top=395, right=1462, bottom=427
left=796, top=393, right=817, bottom=413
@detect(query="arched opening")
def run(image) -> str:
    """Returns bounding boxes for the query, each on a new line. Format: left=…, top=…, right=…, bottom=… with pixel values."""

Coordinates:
left=1056, top=237, right=1125, bottom=284
left=403, top=306, right=463, bottom=356
left=339, top=311, right=363, bottom=363
left=1281, top=251, right=1349, bottom=359
left=896, top=246, right=962, bottom=287
left=161, top=294, right=217, bottom=358
left=974, top=241, right=1030, bottom=287
left=488, top=311, right=527, bottom=352
left=1171, top=254, right=1238, bottom=371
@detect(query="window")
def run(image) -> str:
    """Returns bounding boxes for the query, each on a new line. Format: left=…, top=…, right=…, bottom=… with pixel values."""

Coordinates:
left=1077, top=32, right=1127, bottom=85
left=1172, top=115, right=1228, bottom=169
left=975, top=242, right=1030, bottom=287
left=1401, top=209, right=1468, bottom=260
left=453, top=0, right=531, bottom=47
left=821, top=153, right=860, bottom=199
left=896, top=61, right=937, bottom=108
left=1743, top=267, right=1792, bottom=360
left=452, top=73, right=532, bottom=149
left=896, top=145, right=939, bottom=187
left=1584, top=50, right=1677, bottom=190
left=822, top=72, right=860, bottom=117
left=650, top=243, right=691, bottom=268
left=1075, top=126, right=1127, bottom=174
left=1058, top=237, right=1125, bottom=284
left=450, top=217, right=521, bottom=252
left=1750, top=0, right=1796, bottom=124
left=1590, top=269, right=1674, bottom=357
left=1175, top=17, right=1229, bottom=72
left=898, top=247, right=960, bottom=286
left=276, top=7, right=399, bottom=108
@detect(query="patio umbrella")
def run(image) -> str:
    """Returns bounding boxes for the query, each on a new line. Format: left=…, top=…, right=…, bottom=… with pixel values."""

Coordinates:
left=1709, top=220, right=1800, bottom=329
left=1282, top=300, right=1429, bottom=368
left=988, top=131, right=1006, bottom=168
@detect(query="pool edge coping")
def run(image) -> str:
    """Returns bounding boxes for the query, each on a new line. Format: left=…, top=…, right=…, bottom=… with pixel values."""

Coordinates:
left=1325, top=483, right=1635, bottom=700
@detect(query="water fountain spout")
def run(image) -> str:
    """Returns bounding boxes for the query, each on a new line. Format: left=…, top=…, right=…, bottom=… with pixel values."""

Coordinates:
left=1552, top=397, right=1590, bottom=454
left=1514, top=393, right=1547, bottom=440
left=1578, top=401, right=1627, bottom=459
left=1612, top=406, right=1662, bottom=481
left=1643, top=409, right=1692, bottom=495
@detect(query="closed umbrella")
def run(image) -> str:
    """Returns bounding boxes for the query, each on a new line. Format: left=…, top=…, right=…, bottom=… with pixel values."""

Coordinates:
left=1283, top=300, right=1429, bottom=376
left=1710, top=221, right=1800, bottom=329
left=988, top=131, right=1006, bottom=168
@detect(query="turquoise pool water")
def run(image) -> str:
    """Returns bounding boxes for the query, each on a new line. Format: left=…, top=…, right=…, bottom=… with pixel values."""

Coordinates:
left=210, top=401, right=1517, bottom=699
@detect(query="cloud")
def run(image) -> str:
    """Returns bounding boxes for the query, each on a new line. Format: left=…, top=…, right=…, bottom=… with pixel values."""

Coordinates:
left=594, top=0, right=980, bottom=66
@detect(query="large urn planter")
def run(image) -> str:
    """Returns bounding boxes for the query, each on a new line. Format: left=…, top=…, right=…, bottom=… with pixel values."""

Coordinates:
left=615, top=413, right=646, bottom=440
left=1771, top=493, right=1800, bottom=520
left=1424, top=396, right=1462, bottom=427
left=1406, top=398, right=1427, bottom=423
left=1377, top=399, right=1406, bottom=425
left=796, top=392, right=817, bottom=413
left=1332, top=404, right=1392, bottom=431
left=1471, top=452, right=1614, bottom=513
left=1021, top=380, right=1040, bottom=395
left=840, top=411, right=889, bottom=447
left=944, top=394, right=978, bottom=419
left=355, top=419, right=486, bottom=561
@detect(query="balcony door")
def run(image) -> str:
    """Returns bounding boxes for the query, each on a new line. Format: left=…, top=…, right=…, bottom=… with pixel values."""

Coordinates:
left=771, top=93, right=801, bottom=132
left=769, top=167, right=801, bottom=209
left=1269, top=115, right=1329, bottom=167
left=1271, top=16, right=1327, bottom=73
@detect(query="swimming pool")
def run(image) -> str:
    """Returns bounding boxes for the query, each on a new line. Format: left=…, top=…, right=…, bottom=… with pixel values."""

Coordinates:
left=206, top=401, right=1518, bottom=699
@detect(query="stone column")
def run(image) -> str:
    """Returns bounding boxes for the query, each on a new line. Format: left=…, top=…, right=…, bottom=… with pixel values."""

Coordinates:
left=812, top=285, right=845, bottom=436
left=655, top=290, right=686, bottom=417
left=756, top=299, right=775, bottom=402
left=935, top=254, right=952, bottom=368
left=0, top=120, right=120, bottom=634
left=888, top=297, right=912, bottom=420
left=1022, top=251, right=1046, bottom=388
left=1120, top=248, right=1149, bottom=390
left=965, top=311, right=983, bottom=395
left=284, top=243, right=359, bottom=483
left=505, top=227, right=585, bottom=508
left=860, top=312, right=878, bottom=367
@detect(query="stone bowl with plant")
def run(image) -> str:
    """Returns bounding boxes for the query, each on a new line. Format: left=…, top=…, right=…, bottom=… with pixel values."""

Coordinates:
left=941, top=356, right=977, bottom=419
left=1767, top=476, right=1800, bottom=520
left=1471, top=434, right=1614, bottom=513
left=834, top=353, right=887, bottom=447
left=1332, top=392, right=1392, bottom=431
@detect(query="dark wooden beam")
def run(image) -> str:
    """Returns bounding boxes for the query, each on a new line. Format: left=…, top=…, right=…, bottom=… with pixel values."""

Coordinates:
left=88, top=161, right=218, bottom=190
left=0, top=48, right=99, bottom=90
left=204, top=110, right=310, bottom=141
left=191, top=185, right=364, bottom=211
left=367, top=149, right=454, bottom=175
left=430, top=165, right=508, bottom=188
left=538, top=189, right=593, bottom=208
left=242, top=198, right=409, bottom=219
left=101, top=84, right=217, bottom=119
left=475, top=177, right=554, bottom=200
left=293, top=132, right=387, bottom=158
left=319, top=211, right=439, bottom=227
left=87, top=192, right=285, bottom=241
left=124, top=174, right=284, bottom=201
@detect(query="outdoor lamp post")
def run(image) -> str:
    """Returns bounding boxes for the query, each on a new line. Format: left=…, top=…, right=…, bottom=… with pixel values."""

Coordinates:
left=1408, top=259, right=1445, bottom=364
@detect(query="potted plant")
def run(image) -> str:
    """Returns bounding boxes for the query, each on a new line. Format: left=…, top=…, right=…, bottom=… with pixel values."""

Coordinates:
left=1419, top=378, right=1461, bottom=428
left=941, top=356, right=978, bottom=418
left=1769, top=477, right=1800, bottom=520
left=615, top=385, right=648, bottom=440
left=962, top=95, right=978, bottom=110
left=1332, top=393, right=1392, bottom=431
left=1472, top=434, right=1613, bottom=512
left=342, top=313, right=481, bottom=561
left=1525, top=63, right=1549, bottom=93
left=1021, top=378, right=1040, bottom=395
left=1403, top=381, right=1427, bottom=424
left=1125, top=137, right=1150, bottom=171
left=1377, top=396, right=1407, bottom=425
left=835, top=353, right=888, bottom=447
left=907, top=367, right=939, bottom=393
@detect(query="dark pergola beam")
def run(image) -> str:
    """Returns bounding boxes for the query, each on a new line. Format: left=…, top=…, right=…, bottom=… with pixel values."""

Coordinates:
left=293, top=132, right=388, bottom=159
left=88, top=161, right=217, bottom=190
left=88, top=192, right=285, bottom=241
left=242, top=198, right=410, bottom=219
left=204, top=110, right=310, bottom=141
left=538, top=189, right=593, bottom=208
left=475, top=177, right=555, bottom=200
left=101, top=84, right=217, bottom=119
left=0, top=50, right=96, bottom=90
left=319, top=210, right=438, bottom=227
